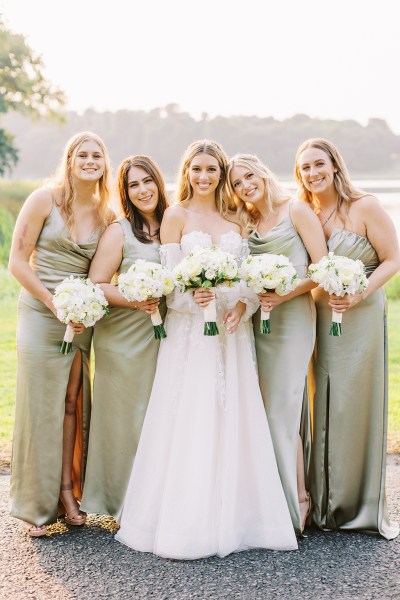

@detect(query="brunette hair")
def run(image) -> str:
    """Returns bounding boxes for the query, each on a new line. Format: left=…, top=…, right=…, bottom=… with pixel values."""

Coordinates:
left=117, top=155, right=169, bottom=243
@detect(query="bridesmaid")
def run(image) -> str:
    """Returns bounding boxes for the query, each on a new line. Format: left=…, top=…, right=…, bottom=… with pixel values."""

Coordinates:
left=294, top=137, right=400, bottom=539
left=8, top=131, right=113, bottom=536
left=227, top=154, right=327, bottom=534
left=80, top=155, right=168, bottom=520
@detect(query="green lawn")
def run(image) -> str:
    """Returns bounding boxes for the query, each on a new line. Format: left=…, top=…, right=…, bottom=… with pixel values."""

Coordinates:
left=1, top=274, right=399, bottom=457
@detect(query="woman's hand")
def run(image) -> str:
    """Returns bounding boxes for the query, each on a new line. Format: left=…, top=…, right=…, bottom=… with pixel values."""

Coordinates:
left=258, top=291, right=286, bottom=312
left=328, top=293, right=363, bottom=313
left=223, top=301, right=246, bottom=334
left=193, top=288, right=215, bottom=307
left=133, top=298, right=160, bottom=314
left=69, top=322, right=85, bottom=335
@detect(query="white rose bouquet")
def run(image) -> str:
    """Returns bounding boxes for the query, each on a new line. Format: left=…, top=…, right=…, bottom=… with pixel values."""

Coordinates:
left=173, top=245, right=240, bottom=336
left=240, top=253, right=300, bottom=334
left=307, top=252, right=369, bottom=336
left=118, top=259, right=174, bottom=339
left=53, top=276, right=109, bottom=354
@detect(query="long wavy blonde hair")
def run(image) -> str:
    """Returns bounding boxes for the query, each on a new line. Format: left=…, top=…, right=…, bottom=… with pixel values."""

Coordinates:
left=48, top=131, right=113, bottom=230
left=294, top=138, right=367, bottom=217
left=175, top=139, right=234, bottom=216
left=226, top=154, right=292, bottom=232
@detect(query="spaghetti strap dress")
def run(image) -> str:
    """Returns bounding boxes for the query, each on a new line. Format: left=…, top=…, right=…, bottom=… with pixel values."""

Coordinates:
left=81, top=218, right=165, bottom=520
left=10, top=201, right=99, bottom=526
left=309, top=228, right=399, bottom=539
left=248, top=211, right=315, bottom=534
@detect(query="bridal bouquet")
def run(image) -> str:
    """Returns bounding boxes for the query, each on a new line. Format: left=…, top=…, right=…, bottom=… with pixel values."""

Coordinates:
left=307, top=252, right=368, bottom=336
left=173, top=245, right=239, bottom=335
left=118, top=259, right=174, bottom=339
left=240, top=254, right=299, bottom=334
left=53, top=276, right=109, bottom=354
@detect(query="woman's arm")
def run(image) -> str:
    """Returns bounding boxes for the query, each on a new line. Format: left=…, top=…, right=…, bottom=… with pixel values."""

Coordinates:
left=160, top=205, right=186, bottom=244
left=329, top=196, right=400, bottom=312
left=89, top=223, right=158, bottom=313
left=8, top=188, right=56, bottom=314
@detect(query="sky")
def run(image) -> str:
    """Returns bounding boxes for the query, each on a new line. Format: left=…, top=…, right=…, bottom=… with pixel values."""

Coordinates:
left=1, top=0, right=400, bottom=133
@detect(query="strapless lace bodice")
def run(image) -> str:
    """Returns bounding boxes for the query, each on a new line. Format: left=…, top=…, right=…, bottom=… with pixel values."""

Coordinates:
left=180, top=230, right=248, bottom=260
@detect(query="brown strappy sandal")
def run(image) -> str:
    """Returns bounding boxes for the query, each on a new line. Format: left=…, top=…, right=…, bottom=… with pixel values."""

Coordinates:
left=59, top=482, right=87, bottom=526
left=22, top=521, right=48, bottom=537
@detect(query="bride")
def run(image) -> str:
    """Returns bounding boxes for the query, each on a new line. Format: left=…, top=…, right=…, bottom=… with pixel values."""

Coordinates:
left=115, top=140, right=298, bottom=559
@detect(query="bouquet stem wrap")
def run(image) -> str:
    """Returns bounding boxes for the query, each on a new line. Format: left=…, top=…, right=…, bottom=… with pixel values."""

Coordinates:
left=260, top=308, right=271, bottom=335
left=60, top=323, right=75, bottom=354
left=203, top=290, right=218, bottom=336
left=329, top=310, right=343, bottom=337
left=151, top=307, right=167, bottom=339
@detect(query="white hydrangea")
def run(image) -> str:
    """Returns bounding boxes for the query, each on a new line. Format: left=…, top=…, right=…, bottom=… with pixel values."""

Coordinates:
left=307, top=252, right=368, bottom=296
left=239, top=253, right=300, bottom=296
left=118, top=259, right=175, bottom=302
left=173, top=245, right=239, bottom=292
left=53, top=276, right=109, bottom=327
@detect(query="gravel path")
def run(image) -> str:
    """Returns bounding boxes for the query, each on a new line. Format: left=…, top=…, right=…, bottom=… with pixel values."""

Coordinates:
left=1, top=456, right=399, bottom=600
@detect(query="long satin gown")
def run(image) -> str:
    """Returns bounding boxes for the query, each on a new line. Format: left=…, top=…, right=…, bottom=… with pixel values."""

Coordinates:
left=310, top=228, right=399, bottom=539
left=115, top=231, right=298, bottom=559
left=81, top=218, right=165, bottom=520
left=248, top=212, right=315, bottom=534
left=10, top=201, right=99, bottom=526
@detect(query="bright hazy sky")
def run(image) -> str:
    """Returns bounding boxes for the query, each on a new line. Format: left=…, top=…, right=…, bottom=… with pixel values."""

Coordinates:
left=2, top=0, right=400, bottom=133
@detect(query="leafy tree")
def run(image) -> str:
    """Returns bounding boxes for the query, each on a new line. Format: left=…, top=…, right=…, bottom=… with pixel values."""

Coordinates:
left=0, top=18, right=65, bottom=175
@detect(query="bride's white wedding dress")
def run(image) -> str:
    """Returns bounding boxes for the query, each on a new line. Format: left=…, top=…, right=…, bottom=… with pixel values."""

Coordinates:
left=115, top=231, right=298, bottom=559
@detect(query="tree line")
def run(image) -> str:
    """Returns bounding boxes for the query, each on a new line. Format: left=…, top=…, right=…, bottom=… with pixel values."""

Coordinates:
left=3, top=105, right=400, bottom=181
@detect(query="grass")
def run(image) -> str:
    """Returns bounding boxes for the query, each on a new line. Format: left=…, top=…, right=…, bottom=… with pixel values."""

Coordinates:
left=0, top=270, right=399, bottom=462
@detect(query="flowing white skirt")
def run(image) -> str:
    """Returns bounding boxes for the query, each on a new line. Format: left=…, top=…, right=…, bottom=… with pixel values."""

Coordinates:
left=115, top=303, right=297, bottom=559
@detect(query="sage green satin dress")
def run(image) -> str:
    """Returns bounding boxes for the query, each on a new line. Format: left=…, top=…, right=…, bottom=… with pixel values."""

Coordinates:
left=310, top=228, right=399, bottom=539
left=81, top=218, right=165, bottom=521
left=248, top=213, right=315, bottom=534
left=10, top=202, right=98, bottom=526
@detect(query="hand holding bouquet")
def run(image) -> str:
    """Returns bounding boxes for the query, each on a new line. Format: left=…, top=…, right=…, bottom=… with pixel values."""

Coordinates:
left=118, top=259, right=174, bottom=339
left=240, top=254, right=299, bottom=334
left=53, top=276, right=109, bottom=354
left=307, top=252, right=368, bottom=336
left=173, top=245, right=239, bottom=335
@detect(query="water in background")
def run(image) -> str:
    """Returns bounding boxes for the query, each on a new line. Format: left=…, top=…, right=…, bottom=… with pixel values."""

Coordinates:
left=166, top=180, right=400, bottom=239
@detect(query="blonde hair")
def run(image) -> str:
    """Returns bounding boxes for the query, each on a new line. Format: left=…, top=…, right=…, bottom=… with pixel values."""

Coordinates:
left=48, top=131, right=113, bottom=229
left=175, top=139, right=233, bottom=216
left=227, top=154, right=292, bottom=231
left=294, top=138, right=367, bottom=217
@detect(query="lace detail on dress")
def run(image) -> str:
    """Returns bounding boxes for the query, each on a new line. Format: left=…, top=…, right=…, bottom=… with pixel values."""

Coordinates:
left=159, top=243, right=182, bottom=269
left=180, top=230, right=243, bottom=258
left=160, top=244, right=197, bottom=315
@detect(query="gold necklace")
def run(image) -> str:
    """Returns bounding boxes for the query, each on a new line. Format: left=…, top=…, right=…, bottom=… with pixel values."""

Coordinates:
left=319, top=206, right=336, bottom=228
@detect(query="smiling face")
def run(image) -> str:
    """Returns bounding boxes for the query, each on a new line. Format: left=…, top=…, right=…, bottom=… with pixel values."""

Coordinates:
left=188, top=152, right=221, bottom=197
left=297, top=147, right=337, bottom=195
left=229, top=164, right=266, bottom=206
left=72, top=139, right=105, bottom=182
left=127, top=165, right=159, bottom=217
